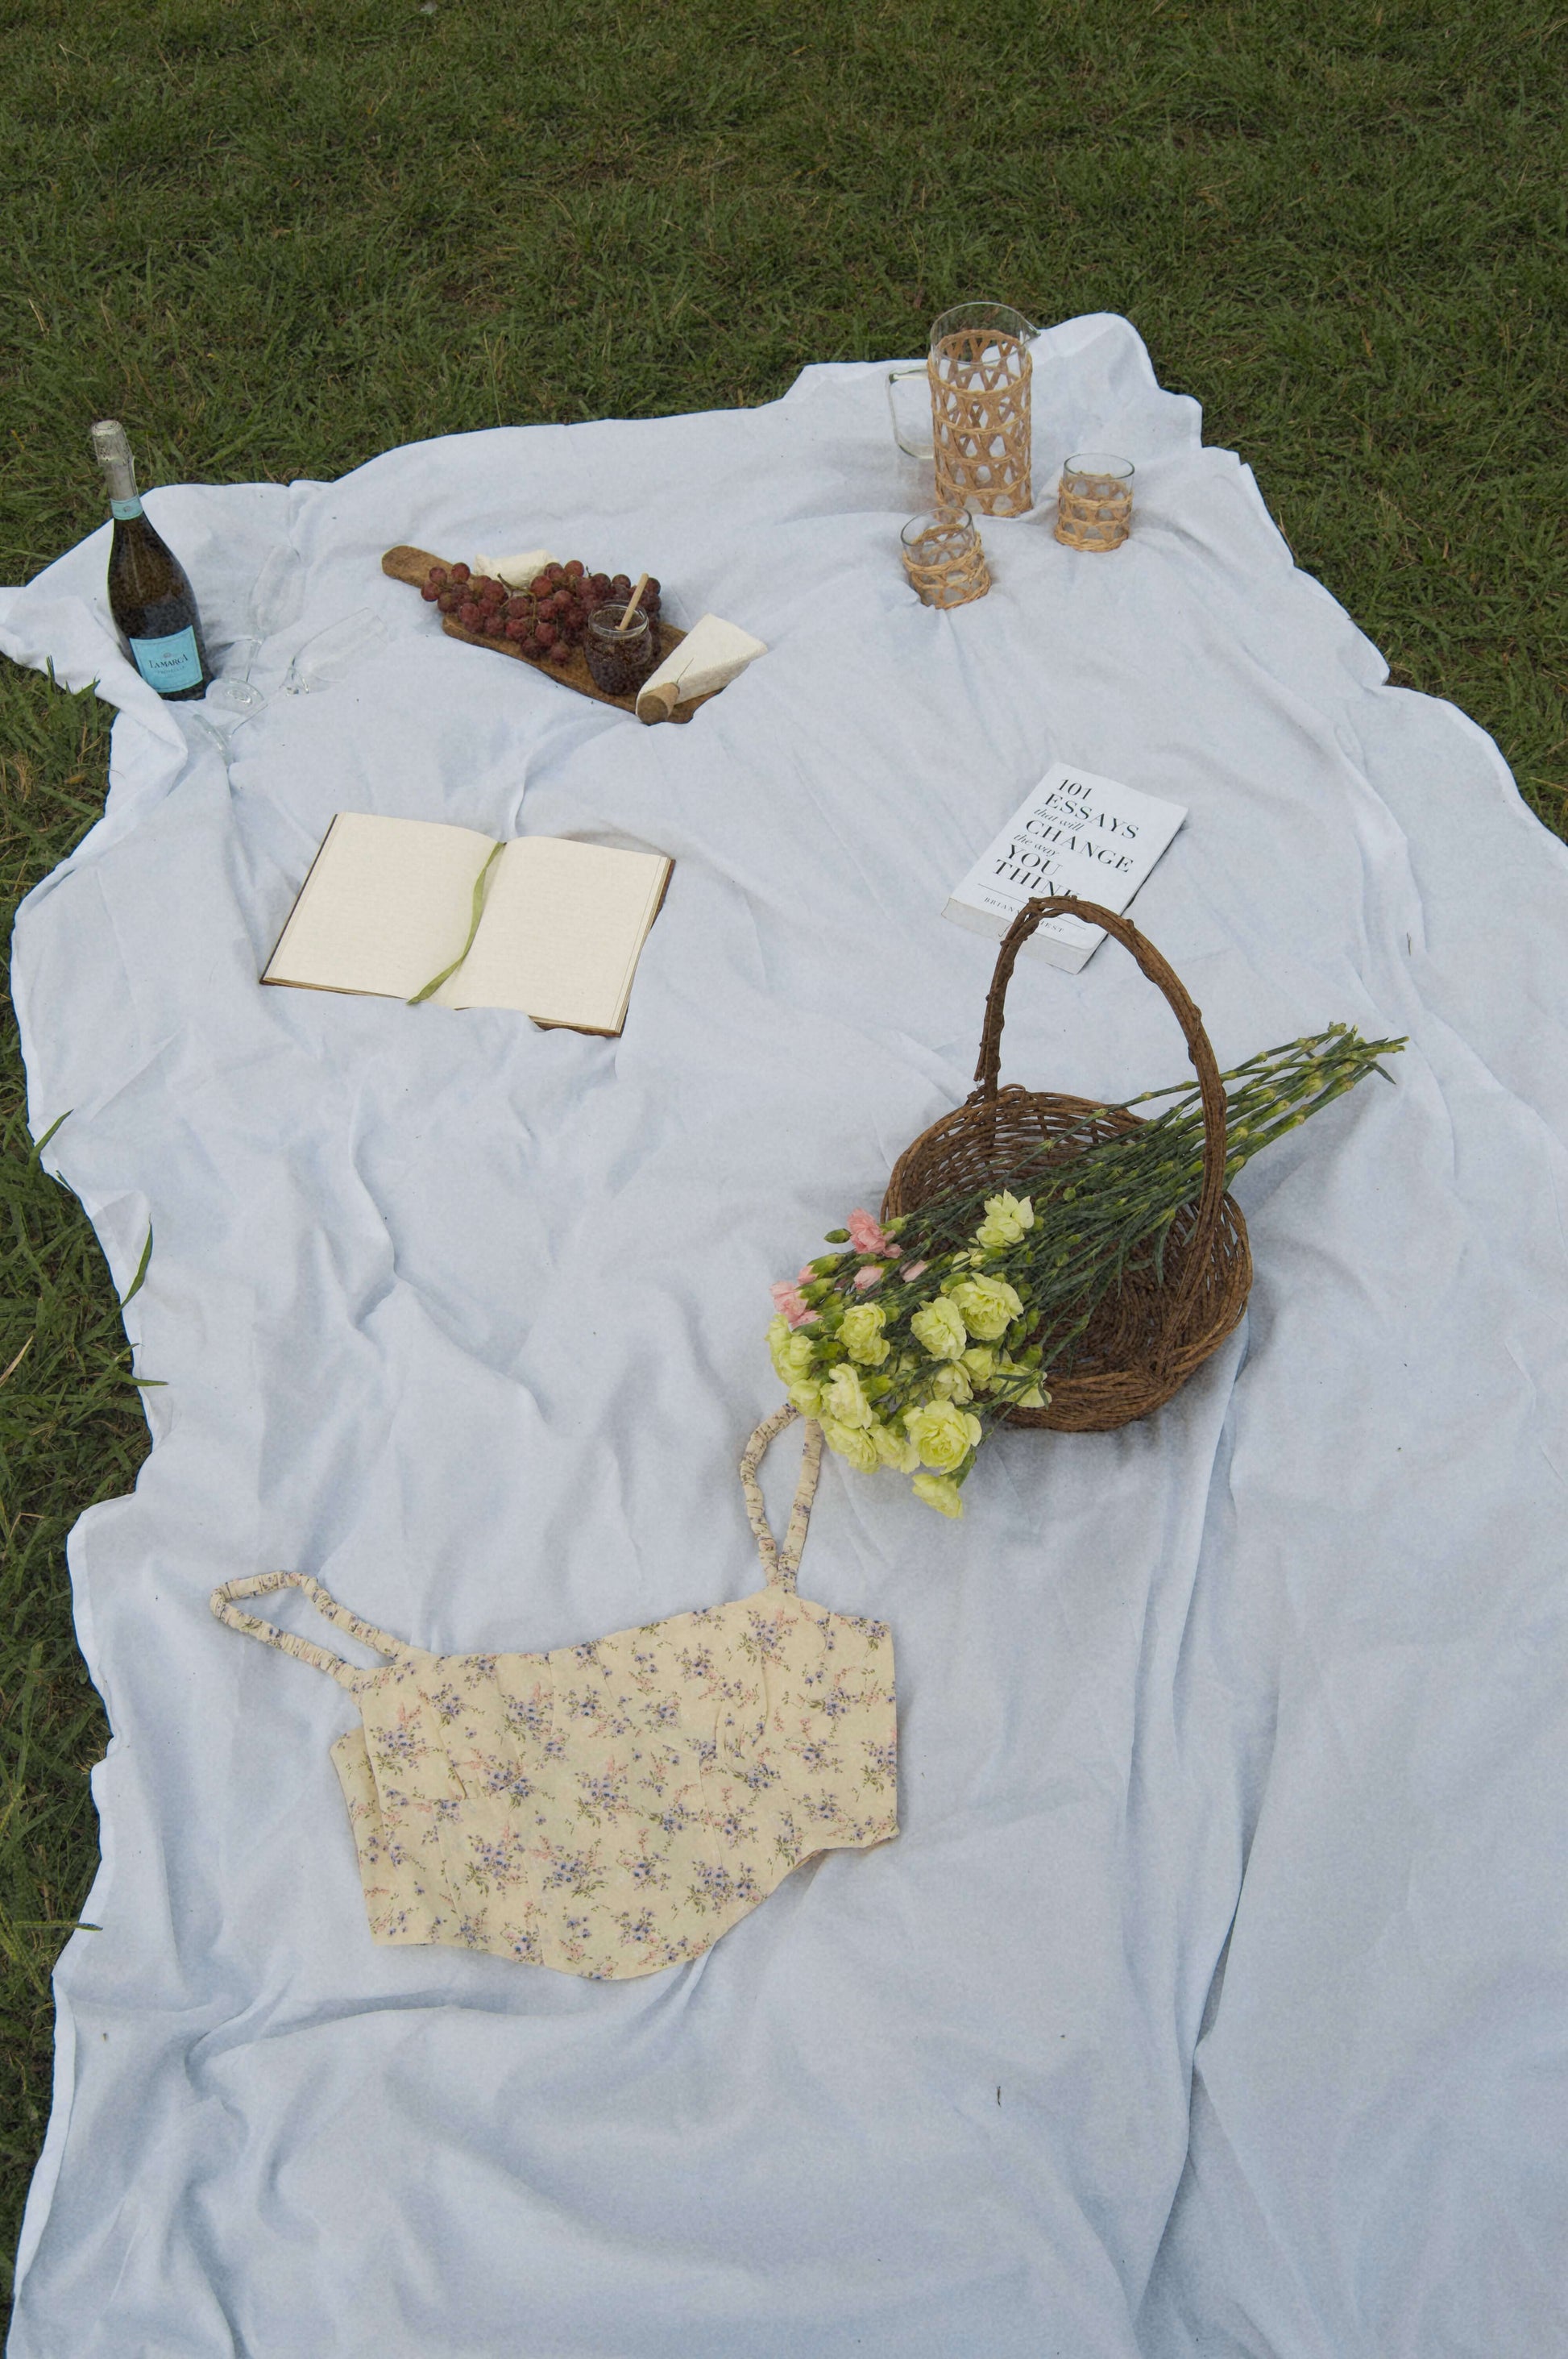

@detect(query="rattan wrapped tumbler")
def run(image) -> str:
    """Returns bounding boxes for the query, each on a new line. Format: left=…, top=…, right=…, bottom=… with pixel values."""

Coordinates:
left=881, top=896, right=1252, bottom=1432
left=1055, top=454, right=1134, bottom=553
left=901, top=510, right=990, bottom=608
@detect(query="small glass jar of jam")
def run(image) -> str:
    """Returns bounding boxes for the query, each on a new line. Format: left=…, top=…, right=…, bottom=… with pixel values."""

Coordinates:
left=585, top=605, right=660, bottom=698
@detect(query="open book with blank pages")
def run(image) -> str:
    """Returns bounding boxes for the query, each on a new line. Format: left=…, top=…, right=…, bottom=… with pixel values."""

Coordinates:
left=263, top=814, right=672, bottom=1036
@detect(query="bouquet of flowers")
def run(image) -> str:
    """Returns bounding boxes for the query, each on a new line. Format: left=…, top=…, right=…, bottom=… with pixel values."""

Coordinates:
left=768, top=1024, right=1404, bottom=1516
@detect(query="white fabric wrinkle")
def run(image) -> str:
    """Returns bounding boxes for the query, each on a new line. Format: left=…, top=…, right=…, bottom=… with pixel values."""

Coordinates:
left=15, top=881, right=160, bottom=1149
left=1183, top=1470, right=1280, bottom=1896
left=1160, top=1344, right=1251, bottom=1767
left=1162, top=2066, right=1340, bottom=2359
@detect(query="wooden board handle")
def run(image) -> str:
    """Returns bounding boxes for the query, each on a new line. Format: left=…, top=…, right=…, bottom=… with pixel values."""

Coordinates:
left=382, top=545, right=445, bottom=588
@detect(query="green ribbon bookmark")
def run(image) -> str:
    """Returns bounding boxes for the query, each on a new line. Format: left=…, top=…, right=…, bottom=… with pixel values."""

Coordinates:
left=408, top=839, right=505, bottom=1004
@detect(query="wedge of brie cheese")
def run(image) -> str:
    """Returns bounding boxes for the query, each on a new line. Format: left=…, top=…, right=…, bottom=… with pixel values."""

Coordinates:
left=635, top=613, right=767, bottom=721
left=474, top=547, right=558, bottom=588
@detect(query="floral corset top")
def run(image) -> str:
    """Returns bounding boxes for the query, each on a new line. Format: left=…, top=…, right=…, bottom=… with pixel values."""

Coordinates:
left=210, top=1406, right=898, bottom=1980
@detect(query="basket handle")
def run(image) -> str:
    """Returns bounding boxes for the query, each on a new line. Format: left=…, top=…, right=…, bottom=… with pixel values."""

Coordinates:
left=969, top=896, right=1228, bottom=1314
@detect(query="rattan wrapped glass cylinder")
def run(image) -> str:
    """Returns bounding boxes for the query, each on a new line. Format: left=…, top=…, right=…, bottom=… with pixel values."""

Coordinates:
left=927, top=302, right=1035, bottom=519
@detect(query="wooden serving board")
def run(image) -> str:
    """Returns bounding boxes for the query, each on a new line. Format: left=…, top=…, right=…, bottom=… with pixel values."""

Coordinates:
left=382, top=546, right=718, bottom=724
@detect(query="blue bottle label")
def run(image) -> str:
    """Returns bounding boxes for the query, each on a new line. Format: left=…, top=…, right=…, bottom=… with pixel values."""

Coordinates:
left=110, top=495, right=143, bottom=521
left=129, top=626, right=203, bottom=693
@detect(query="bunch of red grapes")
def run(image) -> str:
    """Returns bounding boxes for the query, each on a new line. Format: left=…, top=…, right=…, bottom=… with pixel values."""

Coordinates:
left=421, top=559, right=661, bottom=666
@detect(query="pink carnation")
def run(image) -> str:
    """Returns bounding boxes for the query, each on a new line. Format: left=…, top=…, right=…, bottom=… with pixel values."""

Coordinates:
left=797, top=1264, right=819, bottom=1287
left=853, top=1265, right=885, bottom=1291
left=770, top=1281, right=817, bottom=1328
left=847, top=1208, right=900, bottom=1259
left=902, top=1260, right=928, bottom=1282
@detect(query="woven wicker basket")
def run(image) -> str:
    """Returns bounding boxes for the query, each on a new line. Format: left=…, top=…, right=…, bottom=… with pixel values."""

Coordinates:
left=881, top=896, right=1252, bottom=1433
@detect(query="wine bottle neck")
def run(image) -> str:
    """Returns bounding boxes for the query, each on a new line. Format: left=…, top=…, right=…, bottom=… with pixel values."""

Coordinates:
left=91, top=420, right=143, bottom=518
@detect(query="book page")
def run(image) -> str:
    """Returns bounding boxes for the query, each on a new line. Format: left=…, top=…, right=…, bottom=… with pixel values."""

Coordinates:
left=263, top=814, right=497, bottom=1000
left=437, top=837, right=671, bottom=1033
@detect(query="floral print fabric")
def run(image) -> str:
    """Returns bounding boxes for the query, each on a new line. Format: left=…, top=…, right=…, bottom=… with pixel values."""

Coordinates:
left=211, top=1410, right=898, bottom=1979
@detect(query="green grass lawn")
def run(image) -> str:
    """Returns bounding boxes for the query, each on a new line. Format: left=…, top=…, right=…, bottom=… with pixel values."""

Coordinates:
left=2, top=0, right=1566, bottom=2305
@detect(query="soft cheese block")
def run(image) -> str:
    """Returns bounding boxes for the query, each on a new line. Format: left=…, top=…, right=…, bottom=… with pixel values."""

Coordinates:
left=636, top=613, right=766, bottom=721
left=474, top=547, right=557, bottom=587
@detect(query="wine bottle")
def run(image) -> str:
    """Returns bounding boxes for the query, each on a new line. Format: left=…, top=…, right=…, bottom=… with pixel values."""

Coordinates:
left=90, top=420, right=210, bottom=700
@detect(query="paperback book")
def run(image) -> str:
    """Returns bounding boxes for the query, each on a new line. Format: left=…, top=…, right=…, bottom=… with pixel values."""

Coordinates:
left=943, top=761, right=1187, bottom=972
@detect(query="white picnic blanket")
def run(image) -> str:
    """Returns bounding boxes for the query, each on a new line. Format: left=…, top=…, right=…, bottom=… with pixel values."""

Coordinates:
left=4, top=314, right=1565, bottom=2358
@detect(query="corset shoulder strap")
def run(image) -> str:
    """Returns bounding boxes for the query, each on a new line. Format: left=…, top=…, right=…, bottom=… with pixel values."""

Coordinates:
left=210, top=1570, right=409, bottom=1691
left=740, top=1405, right=823, bottom=1593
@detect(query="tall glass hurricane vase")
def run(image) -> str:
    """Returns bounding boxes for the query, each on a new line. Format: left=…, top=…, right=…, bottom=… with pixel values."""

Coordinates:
left=927, top=303, right=1037, bottom=519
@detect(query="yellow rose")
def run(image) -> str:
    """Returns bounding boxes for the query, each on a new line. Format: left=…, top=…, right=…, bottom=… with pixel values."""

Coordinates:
left=912, top=1472, right=964, bottom=1518
left=911, top=1297, right=967, bottom=1361
left=823, top=1364, right=874, bottom=1429
left=974, top=1191, right=1035, bottom=1252
left=840, top=1302, right=890, bottom=1366
left=872, top=1419, right=921, bottom=1473
left=786, top=1376, right=824, bottom=1415
left=822, top=1417, right=879, bottom=1474
left=961, top=1345, right=996, bottom=1386
left=904, top=1399, right=982, bottom=1472
left=948, top=1274, right=1024, bottom=1343
left=929, top=1361, right=974, bottom=1403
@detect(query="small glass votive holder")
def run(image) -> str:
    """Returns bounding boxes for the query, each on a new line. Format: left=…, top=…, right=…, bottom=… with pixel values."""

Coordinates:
left=584, top=604, right=660, bottom=696
left=901, top=509, right=990, bottom=608
left=1055, top=454, right=1134, bottom=552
